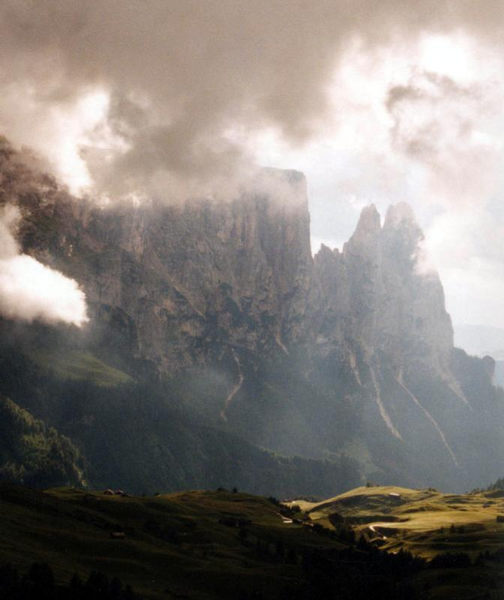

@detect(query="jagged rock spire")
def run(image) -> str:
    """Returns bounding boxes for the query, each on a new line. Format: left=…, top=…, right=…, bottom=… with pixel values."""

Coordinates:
left=350, top=203, right=381, bottom=238
left=343, top=204, right=381, bottom=259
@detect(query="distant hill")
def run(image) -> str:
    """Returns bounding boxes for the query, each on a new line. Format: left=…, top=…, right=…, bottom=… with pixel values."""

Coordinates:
left=292, top=484, right=504, bottom=560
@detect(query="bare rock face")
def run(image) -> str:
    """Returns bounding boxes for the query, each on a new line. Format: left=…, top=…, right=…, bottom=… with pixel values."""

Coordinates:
left=102, top=171, right=314, bottom=372
left=380, top=203, right=454, bottom=373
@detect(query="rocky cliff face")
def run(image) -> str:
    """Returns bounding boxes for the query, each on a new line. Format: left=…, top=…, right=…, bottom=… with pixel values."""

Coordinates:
left=1, top=139, right=504, bottom=493
left=307, top=202, right=486, bottom=489
left=312, top=203, right=453, bottom=372
left=5, top=155, right=312, bottom=373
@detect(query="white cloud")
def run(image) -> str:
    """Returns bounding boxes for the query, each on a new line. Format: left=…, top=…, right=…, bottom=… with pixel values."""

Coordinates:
left=424, top=208, right=504, bottom=328
left=0, top=206, right=88, bottom=326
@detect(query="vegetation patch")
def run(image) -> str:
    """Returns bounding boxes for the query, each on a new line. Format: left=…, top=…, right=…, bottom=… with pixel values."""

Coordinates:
left=29, top=349, right=134, bottom=388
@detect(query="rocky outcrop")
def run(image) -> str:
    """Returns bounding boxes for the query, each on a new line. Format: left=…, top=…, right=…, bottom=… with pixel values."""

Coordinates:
left=306, top=203, right=476, bottom=488
left=312, top=203, right=453, bottom=373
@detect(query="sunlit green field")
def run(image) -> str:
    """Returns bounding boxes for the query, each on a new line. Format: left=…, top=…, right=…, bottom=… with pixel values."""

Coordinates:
left=291, top=485, right=504, bottom=559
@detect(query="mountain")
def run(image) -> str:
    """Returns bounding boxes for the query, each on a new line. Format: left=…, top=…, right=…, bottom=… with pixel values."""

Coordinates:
left=0, top=137, right=503, bottom=494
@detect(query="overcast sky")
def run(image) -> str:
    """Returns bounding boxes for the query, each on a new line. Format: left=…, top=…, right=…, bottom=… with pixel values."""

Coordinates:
left=0, top=1, right=503, bottom=331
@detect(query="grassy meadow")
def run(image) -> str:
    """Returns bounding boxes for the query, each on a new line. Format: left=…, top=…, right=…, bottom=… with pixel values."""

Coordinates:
left=292, top=485, right=504, bottom=559
left=1, top=482, right=504, bottom=599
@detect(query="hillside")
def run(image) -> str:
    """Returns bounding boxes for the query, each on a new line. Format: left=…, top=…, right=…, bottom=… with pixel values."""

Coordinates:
left=0, top=483, right=415, bottom=600
left=0, top=321, right=359, bottom=497
left=0, top=395, right=85, bottom=488
left=1, top=483, right=504, bottom=599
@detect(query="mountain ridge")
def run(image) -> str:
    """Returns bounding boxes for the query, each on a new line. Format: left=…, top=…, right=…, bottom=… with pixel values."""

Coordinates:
left=0, top=138, right=503, bottom=494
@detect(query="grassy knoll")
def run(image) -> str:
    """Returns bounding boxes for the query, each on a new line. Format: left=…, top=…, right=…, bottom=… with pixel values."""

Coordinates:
left=293, top=485, right=504, bottom=559
left=289, top=485, right=504, bottom=599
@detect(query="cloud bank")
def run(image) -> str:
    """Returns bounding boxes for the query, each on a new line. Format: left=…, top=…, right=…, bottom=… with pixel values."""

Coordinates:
left=0, top=0, right=503, bottom=199
left=0, top=206, right=88, bottom=326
